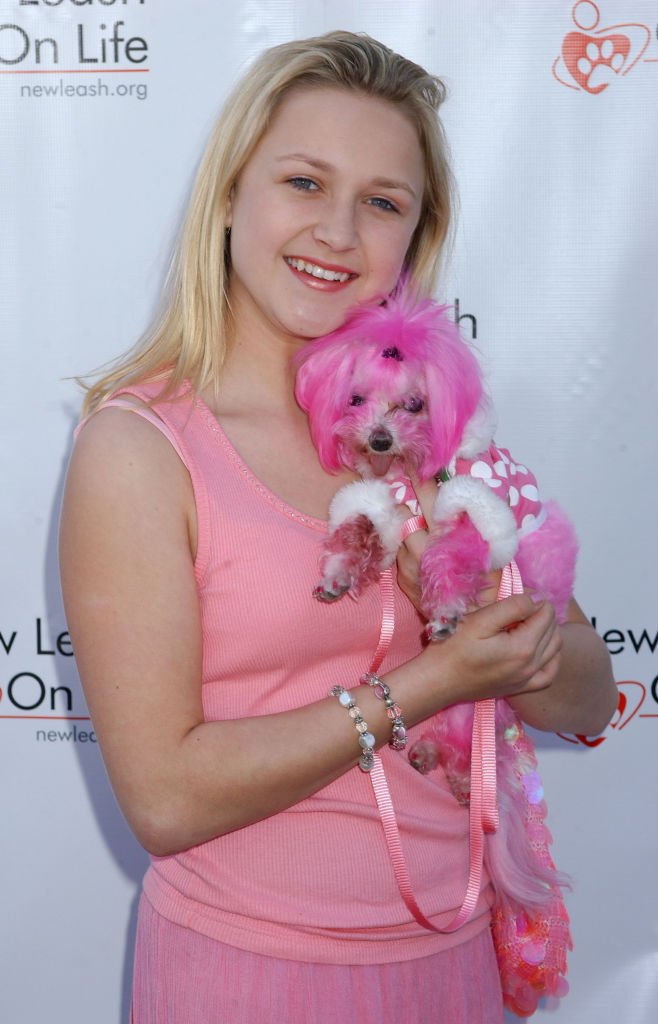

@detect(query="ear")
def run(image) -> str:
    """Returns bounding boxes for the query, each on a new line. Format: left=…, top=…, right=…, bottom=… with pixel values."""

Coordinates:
left=457, top=393, right=496, bottom=458
left=295, top=339, right=359, bottom=473
left=420, top=325, right=483, bottom=477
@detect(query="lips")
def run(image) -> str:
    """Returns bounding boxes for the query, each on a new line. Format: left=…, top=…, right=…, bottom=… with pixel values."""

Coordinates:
left=285, top=255, right=357, bottom=288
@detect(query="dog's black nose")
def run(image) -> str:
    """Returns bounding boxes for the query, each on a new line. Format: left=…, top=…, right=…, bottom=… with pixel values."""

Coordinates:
left=369, top=430, right=393, bottom=452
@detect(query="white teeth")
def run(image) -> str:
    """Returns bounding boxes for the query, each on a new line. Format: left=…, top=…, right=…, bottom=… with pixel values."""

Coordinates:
left=286, top=257, right=351, bottom=283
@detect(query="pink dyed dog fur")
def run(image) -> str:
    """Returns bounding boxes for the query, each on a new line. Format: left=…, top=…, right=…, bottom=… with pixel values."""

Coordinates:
left=296, top=291, right=483, bottom=482
left=295, top=287, right=576, bottom=1015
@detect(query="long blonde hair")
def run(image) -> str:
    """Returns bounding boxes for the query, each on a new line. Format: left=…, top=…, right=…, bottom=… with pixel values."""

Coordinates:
left=82, top=30, right=454, bottom=414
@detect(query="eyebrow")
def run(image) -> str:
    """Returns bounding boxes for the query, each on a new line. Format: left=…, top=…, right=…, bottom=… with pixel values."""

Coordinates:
left=276, top=153, right=418, bottom=199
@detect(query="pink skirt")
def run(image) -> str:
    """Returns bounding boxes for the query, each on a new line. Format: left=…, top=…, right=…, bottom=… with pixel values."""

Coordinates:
left=131, top=894, right=503, bottom=1023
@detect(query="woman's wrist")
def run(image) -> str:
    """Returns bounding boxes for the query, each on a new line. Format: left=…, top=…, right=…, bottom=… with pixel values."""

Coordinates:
left=378, top=642, right=460, bottom=731
left=361, top=672, right=408, bottom=750
left=329, top=685, right=377, bottom=771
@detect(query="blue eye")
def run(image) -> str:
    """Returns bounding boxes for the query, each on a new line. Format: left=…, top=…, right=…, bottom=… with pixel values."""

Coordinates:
left=369, top=196, right=398, bottom=212
left=350, top=395, right=365, bottom=406
left=289, top=177, right=318, bottom=192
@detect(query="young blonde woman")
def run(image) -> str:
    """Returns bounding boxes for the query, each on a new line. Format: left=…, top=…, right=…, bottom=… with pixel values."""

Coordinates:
left=59, top=31, right=616, bottom=1024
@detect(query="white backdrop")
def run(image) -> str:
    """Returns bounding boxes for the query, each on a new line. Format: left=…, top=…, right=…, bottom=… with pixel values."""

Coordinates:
left=1, top=2, right=657, bottom=1022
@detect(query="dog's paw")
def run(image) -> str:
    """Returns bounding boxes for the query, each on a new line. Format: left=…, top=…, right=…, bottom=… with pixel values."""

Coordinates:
left=408, top=738, right=441, bottom=774
left=424, top=614, right=460, bottom=643
left=419, top=518, right=490, bottom=635
left=314, top=515, right=387, bottom=601
left=313, top=547, right=364, bottom=602
left=313, top=579, right=351, bottom=603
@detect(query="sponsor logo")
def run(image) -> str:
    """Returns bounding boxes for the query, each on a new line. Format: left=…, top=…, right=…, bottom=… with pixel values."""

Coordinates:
left=552, top=1, right=655, bottom=93
left=0, top=618, right=93, bottom=741
left=0, top=0, right=150, bottom=100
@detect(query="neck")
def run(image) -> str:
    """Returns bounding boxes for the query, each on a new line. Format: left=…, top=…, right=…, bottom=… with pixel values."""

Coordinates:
left=213, top=283, right=311, bottom=414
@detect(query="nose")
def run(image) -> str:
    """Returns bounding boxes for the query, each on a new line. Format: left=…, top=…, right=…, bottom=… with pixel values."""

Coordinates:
left=368, top=429, right=393, bottom=452
left=312, top=198, right=358, bottom=251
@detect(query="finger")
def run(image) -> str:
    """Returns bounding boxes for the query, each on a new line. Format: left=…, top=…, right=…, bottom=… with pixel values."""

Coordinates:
left=399, top=521, right=429, bottom=559
left=475, top=568, right=504, bottom=607
left=468, top=592, right=546, bottom=635
left=509, top=608, right=561, bottom=687
left=405, top=470, right=438, bottom=526
left=526, top=616, right=561, bottom=671
left=519, top=647, right=562, bottom=693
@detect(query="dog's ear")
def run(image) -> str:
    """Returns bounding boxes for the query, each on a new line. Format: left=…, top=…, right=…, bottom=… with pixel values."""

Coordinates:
left=295, top=339, right=359, bottom=473
left=419, top=321, right=484, bottom=479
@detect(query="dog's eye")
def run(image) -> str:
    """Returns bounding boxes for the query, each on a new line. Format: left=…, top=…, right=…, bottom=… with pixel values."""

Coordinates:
left=349, top=395, right=365, bottom=407
left=403, top=397, right=424, bottom=413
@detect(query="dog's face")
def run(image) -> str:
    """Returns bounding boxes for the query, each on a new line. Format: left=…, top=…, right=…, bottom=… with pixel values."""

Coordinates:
left=331, top=346, right=433, bottom=479
left=295, top=295, right=484, bottom=482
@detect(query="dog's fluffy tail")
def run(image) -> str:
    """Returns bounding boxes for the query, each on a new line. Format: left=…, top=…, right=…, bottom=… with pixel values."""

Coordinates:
left=485, top=708, right=571, bottom=906
left=414, top=700, right=570, bottom=907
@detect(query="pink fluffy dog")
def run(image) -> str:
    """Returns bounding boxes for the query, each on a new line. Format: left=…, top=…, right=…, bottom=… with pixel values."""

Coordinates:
left=295, top=289, right=577, bottom=637
left=295, top=289, right=576, bottom=1014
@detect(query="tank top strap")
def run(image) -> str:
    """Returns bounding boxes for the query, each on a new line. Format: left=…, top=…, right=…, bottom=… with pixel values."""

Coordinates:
left=76, top=395, right=186, bottom=463
left=75, top=381, right=211, bottom=585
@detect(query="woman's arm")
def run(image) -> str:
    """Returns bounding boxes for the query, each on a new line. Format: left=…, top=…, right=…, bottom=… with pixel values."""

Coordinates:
left=60, top=411, right=574, bottom=857
left=507, top=598, right=617, bottom=735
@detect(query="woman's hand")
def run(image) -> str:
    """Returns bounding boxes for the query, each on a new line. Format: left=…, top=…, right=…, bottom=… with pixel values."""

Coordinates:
left=395, top=474, right=438, bottom=612
left=440, top=594, right=562, bottom=703
left=384, top=592, right=562, bottom=731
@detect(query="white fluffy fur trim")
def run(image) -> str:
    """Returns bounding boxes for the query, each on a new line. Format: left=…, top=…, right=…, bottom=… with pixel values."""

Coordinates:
left=456, top=395, right=497, bottom=459
left=328, top=480, right=403, bottom=558
left=433, top=475, right=519, bottom=567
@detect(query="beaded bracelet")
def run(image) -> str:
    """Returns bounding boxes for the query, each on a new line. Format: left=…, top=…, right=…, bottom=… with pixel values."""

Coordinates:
left=361, top=672, right=407, bottom=751
left=329, top=685, right=376, bottom=773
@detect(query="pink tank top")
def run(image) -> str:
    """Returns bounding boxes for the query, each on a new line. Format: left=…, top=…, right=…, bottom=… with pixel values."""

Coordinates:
left=101, top=381, right=494, bottom=964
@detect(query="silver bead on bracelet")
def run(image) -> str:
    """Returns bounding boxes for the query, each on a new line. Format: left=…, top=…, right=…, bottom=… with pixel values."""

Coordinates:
left=361, top=672, right=407, bottom=751
left=329, top=685, right=376, bottom=773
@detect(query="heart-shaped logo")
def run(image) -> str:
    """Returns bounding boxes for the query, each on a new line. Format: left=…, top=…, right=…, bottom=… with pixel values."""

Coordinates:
left=608, top=680, right=646, bottom=730
left=562, top=31, right=631, bottom=93
left=558, top=681, right=647, bottom=746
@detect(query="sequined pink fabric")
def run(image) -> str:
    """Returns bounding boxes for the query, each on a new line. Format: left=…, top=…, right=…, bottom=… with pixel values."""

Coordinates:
left=490, top=723, right=573, bottom=1018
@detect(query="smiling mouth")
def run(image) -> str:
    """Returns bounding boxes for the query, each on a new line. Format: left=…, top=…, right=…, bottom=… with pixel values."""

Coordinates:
left=285, top=257, right=356, bottom=283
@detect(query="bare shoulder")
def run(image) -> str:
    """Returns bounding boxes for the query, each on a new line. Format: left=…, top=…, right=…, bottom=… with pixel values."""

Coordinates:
left=64, top=404, right=197, bottom=553
left=70, top=402, right=188, bottom=488
left=60, top=405, right=199, bottom=644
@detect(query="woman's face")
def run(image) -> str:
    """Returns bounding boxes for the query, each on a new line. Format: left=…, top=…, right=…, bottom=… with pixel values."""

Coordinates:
left=227, top=86, right=425, bottom=346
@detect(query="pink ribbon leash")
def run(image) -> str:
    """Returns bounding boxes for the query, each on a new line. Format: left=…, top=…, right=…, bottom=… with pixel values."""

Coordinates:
left=367, top=561, right=523, bottom=933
